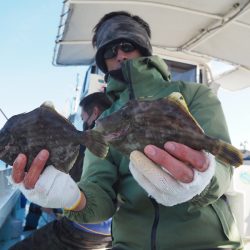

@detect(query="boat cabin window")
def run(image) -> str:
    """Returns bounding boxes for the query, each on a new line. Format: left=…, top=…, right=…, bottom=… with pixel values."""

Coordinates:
left=164, top=60, right=199, bottom=83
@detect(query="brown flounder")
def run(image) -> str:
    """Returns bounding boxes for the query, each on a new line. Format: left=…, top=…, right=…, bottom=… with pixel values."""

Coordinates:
left=1, top=93, right=243, bottom=170
left=94, top=92, right=243, bottom=167
left=0, top=102, right=108, bottom=173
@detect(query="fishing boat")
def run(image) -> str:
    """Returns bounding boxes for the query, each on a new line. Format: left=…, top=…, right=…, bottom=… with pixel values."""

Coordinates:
left=1, top=0, right=250, bottom=249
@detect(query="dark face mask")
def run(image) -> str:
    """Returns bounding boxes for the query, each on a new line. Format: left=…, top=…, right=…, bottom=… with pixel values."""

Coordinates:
left=83, top=121, right=95, bottom=131
left=83, top=122, right=88, bottom=131
left=104, top=68, right=126, bottom=83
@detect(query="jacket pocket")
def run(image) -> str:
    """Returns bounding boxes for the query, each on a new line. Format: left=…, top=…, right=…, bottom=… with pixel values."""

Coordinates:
left=211, top=197, right=241, bottom=241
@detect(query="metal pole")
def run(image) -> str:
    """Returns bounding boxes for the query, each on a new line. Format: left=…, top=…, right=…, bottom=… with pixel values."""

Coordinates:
left=0, top=108, right=8, bottom=120
left=0, top=108, right=8, bottom=168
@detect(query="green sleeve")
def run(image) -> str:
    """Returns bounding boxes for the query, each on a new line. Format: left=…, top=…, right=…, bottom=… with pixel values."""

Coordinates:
left=64, top=149, right=118, bottom=223
left=180, top=83, right=234, bottom=205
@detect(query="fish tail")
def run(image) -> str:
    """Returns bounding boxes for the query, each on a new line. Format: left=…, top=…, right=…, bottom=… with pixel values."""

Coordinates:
left=83, top=130, right=109, bottom=158
left=212, top=139, right=243, bottom=167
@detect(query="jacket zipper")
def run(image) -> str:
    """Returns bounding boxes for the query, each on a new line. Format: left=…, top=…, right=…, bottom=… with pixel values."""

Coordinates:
left=122, top=60, right=135, bottom=100
left=150, top=198, right=159, bottom=250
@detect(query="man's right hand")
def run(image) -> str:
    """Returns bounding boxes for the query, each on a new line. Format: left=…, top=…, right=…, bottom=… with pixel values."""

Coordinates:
left=12, top=150, right=49, bottom=188
left=10, top=150, right=86, bottom=210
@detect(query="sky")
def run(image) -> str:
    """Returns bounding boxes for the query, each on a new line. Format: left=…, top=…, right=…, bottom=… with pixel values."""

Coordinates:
left=218, top=87, right=250, bottom=150
left=0, top=1, right=249, bottom=150
left=0, top=1, right=82, bottom=125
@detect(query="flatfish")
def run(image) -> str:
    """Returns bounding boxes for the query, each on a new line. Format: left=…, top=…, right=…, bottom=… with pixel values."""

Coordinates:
left=0, top=102, right=108, bottom=173
left=0, top=93, right=243, bottom=170
left=94, top=92, right=243, bottom=167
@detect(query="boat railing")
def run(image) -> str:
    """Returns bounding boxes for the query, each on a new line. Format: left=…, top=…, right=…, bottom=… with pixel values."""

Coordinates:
left=0, top=167, right=20, bottom=230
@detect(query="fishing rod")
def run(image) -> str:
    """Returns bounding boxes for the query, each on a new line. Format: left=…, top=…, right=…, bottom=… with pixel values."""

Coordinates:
left=0, top=108, right=8, bottom=120
left=0, top=108, right=9, bottom=168
left=0, top=108, right=8, bottom=168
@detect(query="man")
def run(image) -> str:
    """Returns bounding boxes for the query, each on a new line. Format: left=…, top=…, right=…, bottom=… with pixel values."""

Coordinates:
left=11, top=11, right=242, bottom=249
left=10, top=92, right=112, bottom=250
left=69, top=92, right=112, bottom=180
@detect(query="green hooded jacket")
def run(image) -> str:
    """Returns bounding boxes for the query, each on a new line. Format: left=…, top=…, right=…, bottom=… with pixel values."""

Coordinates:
left=65, top=56, right=242, bottom=250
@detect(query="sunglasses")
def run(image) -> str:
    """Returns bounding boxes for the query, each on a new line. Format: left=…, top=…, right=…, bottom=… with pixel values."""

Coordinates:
left=103, top=42, right=136, bottom=59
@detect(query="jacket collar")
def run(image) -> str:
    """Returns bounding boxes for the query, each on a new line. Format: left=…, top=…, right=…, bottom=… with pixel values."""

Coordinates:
left=106, top=55, right=173, bottom=102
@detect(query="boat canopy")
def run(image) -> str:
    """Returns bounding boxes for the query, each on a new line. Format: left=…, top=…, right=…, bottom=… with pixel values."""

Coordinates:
left=53, top=0, right=250, bottom=91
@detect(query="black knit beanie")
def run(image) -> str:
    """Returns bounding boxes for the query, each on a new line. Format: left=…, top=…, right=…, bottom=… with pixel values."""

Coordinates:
left=95, top=15, right=152, bottom=73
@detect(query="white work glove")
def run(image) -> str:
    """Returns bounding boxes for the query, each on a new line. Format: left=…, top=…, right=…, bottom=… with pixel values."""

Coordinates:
left=129, top=151, right=215, bottom=206
left=8, top=165, right=81, bottom=210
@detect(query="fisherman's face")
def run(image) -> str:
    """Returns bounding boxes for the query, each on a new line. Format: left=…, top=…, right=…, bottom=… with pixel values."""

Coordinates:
left=81, top=107, right=100, bottom=130
left=104, top=41, right=141, bottom=71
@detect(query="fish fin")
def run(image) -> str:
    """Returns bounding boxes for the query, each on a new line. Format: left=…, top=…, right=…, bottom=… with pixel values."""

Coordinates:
left=83, top=130, right=109, bottom=158
left=167, top=92, right=189, bottom=110
left=40, top=101, right=55, bottom=110
left=166, top=92, right=204, bottom=133
left=214, top=140, right=243, bottom=167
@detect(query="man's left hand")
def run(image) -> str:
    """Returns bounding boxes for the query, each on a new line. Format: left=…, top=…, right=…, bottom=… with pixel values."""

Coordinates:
left=129, top=142, right=215, bottom=206
left=144, top=142, right=209, bottom=183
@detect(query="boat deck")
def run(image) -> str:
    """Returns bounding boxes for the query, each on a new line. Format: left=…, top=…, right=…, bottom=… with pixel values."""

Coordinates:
left=0, top=201, right=55, bottom=249
left=0, top=166, right=53, bottom=249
